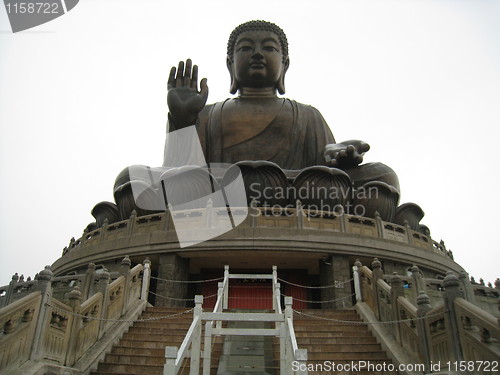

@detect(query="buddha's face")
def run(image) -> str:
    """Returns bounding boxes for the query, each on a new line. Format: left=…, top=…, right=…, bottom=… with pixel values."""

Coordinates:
left=230, top=30, right=288, bottom=92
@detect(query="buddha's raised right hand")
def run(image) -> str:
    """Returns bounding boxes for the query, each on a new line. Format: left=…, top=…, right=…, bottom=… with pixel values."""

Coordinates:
left=167, top=59, right=209, bottom=129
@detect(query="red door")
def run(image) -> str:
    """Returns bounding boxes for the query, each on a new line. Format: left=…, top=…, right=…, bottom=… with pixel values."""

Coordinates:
left=228, top=282, right=273, bottom=309
left=200, top=269, right=309, bottom=310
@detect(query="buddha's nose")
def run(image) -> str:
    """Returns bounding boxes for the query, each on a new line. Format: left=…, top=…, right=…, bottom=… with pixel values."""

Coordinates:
left=252, top=48, right=264, bottom=60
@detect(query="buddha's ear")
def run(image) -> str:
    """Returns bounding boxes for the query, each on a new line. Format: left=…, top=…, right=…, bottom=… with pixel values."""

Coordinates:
left=227, top=56, right=238, bottom=94
left=277, top=57, right=290, bottom=95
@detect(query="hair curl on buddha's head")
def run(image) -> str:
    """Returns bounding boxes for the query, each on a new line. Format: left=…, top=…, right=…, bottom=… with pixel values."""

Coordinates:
left=227, top=20, right=289, bottom=63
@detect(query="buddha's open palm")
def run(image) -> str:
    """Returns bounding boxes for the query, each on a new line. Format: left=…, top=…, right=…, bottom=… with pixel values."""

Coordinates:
left=324, top=140, right=370, bottom=168
left=167, top=59, right=209, bottom=127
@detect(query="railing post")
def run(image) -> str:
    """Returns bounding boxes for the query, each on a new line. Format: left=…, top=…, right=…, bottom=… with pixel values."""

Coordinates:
left=390, top=272, right=404, bottom=344
left=410, top=265, right=426, bottom=295
left=30, top=266, right=53, bottom=361
left=416, top=291, right=432, bottom=373
left=458, top=270, right=475, bottom=303
left=352, top=259, right=363, bottom=302
left=371, top=258, right=383, bottom=320
left=2, top=273, right=19, bottom=307
left=202, top=321, right=213, bottom=375
left=190, top=295, right=203, bottom=375
left=285, top=296, right=293, bottom=323
left=274, top=283, right=281, bottom=312
left=65, top=286, right=82, bottom=366
left=272, top=265, right=278, bottom=285
left=223, top=265, right=229, bottom=310
left=204, top=199, right=213, bottom=229
left=164, top=346, right=178, bottom=375
left=216, top=282, right=224, bottom=329
left=443, top=271, right=465, bottom=362
left=274, top=282, right=282, bottom=332
left=374, top=211, right=384, bottom=238
left=95, top=268, right=110, bottom=338
left=296, top=200, right=304, bottom=229
left=127, top=210, right=137, bottom=235
left=120, top=256, right=132, bottom=315
left=280, top=321, right=287, bottom=375
left=284, top=296, right=293, bottom=373
left=141, top=258, right=151, bottom=301
left=82, top=263, right=96, bottom=300
left=339, top=211, right=347, bottom=232
left=404, top=220, right=412, bottom=245
left=295, top=348, right=308, bottom=375
left=272, top=266, right=278, bottom=311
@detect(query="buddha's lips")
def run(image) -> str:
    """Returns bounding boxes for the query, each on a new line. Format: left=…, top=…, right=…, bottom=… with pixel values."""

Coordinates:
left=250, top=62, right=266, bottom=69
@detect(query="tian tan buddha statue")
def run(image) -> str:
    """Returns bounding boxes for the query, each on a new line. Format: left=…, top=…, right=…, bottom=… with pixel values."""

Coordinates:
left=101, top=20, right=426, bottom=234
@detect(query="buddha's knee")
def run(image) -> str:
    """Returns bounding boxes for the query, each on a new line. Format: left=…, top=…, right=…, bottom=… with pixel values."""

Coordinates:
left=344, top=162, right=399, bottom=191
left=344, top=163, right=400, bottom=222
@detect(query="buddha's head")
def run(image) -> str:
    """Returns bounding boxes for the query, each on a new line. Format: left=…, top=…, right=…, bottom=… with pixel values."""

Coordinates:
left=227, top=20, right=290, bottom=95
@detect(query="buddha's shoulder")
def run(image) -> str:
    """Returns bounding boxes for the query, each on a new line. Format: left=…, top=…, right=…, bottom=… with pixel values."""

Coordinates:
left=199, top=98, right=324, bottom=120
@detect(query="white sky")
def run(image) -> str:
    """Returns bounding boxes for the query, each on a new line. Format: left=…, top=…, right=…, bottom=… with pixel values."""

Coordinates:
left=0, top=0, right=499, bottom=286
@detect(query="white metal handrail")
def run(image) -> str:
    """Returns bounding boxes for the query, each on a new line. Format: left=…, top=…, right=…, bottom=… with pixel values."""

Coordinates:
left=163, top=265, right=307, bottom=375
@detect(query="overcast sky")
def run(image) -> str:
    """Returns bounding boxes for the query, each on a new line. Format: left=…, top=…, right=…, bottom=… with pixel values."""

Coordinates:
left=0, top=0, right=499, bottom=286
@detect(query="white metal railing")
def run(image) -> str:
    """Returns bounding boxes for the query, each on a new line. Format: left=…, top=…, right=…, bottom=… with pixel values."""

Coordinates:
left=163, top=265, right=307, bottom=375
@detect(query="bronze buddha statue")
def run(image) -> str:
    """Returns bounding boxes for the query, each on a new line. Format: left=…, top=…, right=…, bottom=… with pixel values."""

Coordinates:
left=104, top=20, right=424, bottom=233
left=166, top=20, right=399, bottom=190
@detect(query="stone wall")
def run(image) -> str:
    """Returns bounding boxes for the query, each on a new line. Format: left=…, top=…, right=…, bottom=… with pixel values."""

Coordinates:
left=156, top=254, right=190, bottom=307
left=320, top=255, right=354, bottom=309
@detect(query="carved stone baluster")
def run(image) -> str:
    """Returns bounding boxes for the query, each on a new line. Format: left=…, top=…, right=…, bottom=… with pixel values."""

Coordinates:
left=30, top=266, right=53, bottom=361
left=95, top=268, right=110, bottom=339
left=416, top=291, right=432, bottom=373
left=120, top=256, right=132, bottom=315
left=371, top=258, right=383, bottom=320
left=82, top=263, right=96, bottom=301
left=410, top=265, right=426, bottom=296
left=390, top=272, right=404, bottom=344
left=443, top=271, right=465, bottom=362
left=2, top=273, right=19, bottom=307
left=458, top=270, right=475, bottom=303
left=65, top=286, right=82, bottom=366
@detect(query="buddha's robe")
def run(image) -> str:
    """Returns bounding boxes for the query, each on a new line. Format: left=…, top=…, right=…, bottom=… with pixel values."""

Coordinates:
left=192, top=99, right=335, bottom=170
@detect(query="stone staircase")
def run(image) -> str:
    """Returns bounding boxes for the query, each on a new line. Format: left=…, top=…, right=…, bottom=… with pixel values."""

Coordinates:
left=92, top=307, right=396, bottom=375
left=280, top=309, right=398, bottom=375
left=91, top=306, right=223, bottom=375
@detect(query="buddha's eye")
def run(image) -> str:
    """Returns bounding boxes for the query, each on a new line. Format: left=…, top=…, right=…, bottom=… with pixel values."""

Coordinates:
left=263, top=46, right=278, bottom=52
left=237, top=45, right=252, bottom=52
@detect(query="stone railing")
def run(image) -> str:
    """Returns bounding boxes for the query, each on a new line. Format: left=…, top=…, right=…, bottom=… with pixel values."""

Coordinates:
left=353, top=259, right=500, bottom=374
left=60, top=206, right=450, bottom=258
left=375, top=266, right=500, bottom=318
left=0, top=257, right=151, bottom=375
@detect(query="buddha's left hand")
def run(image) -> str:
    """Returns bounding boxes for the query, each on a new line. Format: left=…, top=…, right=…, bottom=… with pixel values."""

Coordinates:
left=323, top=140, right=370, bottom=168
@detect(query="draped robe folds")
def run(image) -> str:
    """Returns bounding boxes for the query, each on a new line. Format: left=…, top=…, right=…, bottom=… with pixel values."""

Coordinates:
left=180, top=98, right=335, bottom=170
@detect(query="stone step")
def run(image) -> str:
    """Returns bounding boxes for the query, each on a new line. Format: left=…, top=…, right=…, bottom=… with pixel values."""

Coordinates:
left=122, top=331, right=191, bottom=341
left=306, top=351, right=390, bottom=360
left=127, top=325, right=191, bottom=334
left=92, top=362, right=163, bottom=374
left=295, top=309, right=360, bottom=316
left=294, top=336, right=378, bottom=344
left=271, top=343, right=382, bottom=353
left=293, top=326, right=371, bottom=337
left=131, top=320, right=193, bottom=327
left=117, top=338, right=185, bottom=349
left=144, top=307, right=192, bottom=313
left=292, top=318, right=363, bottom=324
left=137, top=312, right=194, bottom=319
left=111, top=345, right=222, bottom=357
